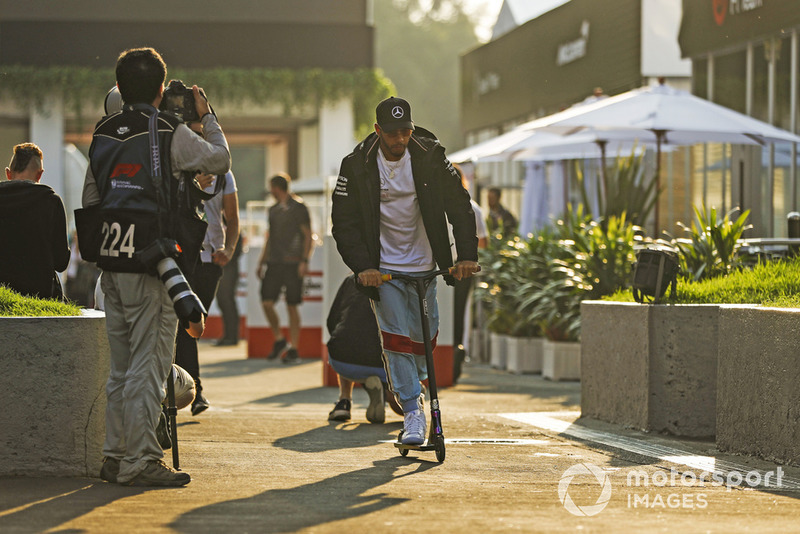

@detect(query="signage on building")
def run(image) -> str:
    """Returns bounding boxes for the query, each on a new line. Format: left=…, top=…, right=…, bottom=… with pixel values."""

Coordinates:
left=556, top=21, right=590, bottom=66
left=461, top=0, right=642, bottom=133
left=680, top=0, right=797, bottom=58
left=713, top=0, right=764, bottom=26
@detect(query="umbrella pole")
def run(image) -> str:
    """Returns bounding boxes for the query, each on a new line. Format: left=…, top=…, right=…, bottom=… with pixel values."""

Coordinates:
left=598, top=140, right=608, bottom=214
left=653, top=131, right=666, bottom=236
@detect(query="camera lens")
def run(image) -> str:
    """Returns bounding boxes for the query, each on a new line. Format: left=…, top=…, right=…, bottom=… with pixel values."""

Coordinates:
left=157, top=257, right=206, bottom=323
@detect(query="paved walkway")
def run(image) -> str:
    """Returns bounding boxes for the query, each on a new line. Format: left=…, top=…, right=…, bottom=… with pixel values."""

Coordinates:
left=2, top=343, right=800, bottom=533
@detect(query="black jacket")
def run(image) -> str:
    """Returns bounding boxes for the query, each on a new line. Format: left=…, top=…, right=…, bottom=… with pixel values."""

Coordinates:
left=0, top=180, right=70, bottom=298
left=331, top=127, right=478, bottom=299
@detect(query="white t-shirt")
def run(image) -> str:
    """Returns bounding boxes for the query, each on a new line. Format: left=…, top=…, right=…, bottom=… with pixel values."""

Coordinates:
left=448, top=199, right=487, bottom=261
left=377, top=148, right=435, bottom=272
left=200, top=171, right=237, bottom=263
left=472, top=200, right=488, bottom=240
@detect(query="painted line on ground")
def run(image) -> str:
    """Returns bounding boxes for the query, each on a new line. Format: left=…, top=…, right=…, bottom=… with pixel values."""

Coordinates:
left=500, top=412, right=800, bottom=490
left=378, top=438, right=550, bottom=445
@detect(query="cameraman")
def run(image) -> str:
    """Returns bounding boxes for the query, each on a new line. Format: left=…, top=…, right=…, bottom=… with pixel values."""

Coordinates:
left=81, top=47, right=230, bottom=487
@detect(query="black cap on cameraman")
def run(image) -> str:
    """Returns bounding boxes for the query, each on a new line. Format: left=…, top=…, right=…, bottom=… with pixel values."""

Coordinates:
left=376, top=96, right=414, bottom=131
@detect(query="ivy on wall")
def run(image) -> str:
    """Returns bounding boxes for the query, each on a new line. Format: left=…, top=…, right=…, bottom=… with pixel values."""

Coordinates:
left=0, top=65, right=394, bottom=137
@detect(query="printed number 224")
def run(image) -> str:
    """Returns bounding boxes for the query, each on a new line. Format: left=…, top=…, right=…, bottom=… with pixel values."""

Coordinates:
left=100, top=222, right=135, bottom=258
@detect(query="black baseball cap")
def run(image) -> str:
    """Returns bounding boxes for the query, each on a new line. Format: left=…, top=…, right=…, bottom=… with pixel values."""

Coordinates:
left=376, top=96, right=414, bottom=131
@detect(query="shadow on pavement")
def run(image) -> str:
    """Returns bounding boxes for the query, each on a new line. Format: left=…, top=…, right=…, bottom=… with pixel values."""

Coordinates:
left=0, top=478, right=151, bottom=532
left=251, top=386, right=335, bottom=407
left=170, top=458, right=436, bottom=533
left=274, top=421, right=403, bottom=453
left=456, top=366, right=580, bottom=407
left=200, top=357, right=316, bottom=379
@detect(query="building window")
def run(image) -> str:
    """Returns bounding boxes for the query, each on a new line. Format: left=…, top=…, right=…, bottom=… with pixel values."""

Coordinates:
left=714, top=49, right=747, bottom=114
left=693, top=57, right=708, bottom=98
left=230, top=145, right=267, bottom=208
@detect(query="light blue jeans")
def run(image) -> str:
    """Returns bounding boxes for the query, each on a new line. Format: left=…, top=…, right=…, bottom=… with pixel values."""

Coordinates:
left=373, top=269, right=439, bottom=413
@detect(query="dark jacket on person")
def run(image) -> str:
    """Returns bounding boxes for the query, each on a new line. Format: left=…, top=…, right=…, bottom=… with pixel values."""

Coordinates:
left=331, top=127, right=478, bottom=299
left=488, top=203, right=518, bottom=237
left=0, top=180, right=70, bottom=298
left=326, top=275, right=382, bottom=367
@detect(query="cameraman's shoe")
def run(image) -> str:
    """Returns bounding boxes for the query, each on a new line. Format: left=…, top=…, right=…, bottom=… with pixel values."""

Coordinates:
left=122, top=459, right=191, bottom=487
left=100, top=457, right=120, bottom=483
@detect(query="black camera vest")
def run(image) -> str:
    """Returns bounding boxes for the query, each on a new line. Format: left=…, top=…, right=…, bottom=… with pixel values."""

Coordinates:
left=88, top=105, right=181, bottom=273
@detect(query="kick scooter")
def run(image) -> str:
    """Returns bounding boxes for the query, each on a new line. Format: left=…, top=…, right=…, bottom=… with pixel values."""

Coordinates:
left=381, top=267, right=477, bottom=463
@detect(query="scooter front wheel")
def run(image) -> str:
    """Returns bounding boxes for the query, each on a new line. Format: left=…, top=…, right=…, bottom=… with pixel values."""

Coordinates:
left=434, top=436, right=446, bottom=463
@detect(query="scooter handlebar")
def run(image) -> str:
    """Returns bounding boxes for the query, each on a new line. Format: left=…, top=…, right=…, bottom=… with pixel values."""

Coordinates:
left=380, top=265, right=480, bottom=282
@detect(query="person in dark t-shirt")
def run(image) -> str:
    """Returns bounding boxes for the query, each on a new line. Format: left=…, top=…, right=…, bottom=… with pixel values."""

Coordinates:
left=256, top=173, right=313, bottom=363
left=0, top=143, right=70, bottom=299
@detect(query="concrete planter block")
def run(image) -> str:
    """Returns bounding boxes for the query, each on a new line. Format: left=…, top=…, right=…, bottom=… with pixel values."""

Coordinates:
left=542, top=340, right=581, bottom=381
left=717, top=306, right=800, bottom=464
left=489, top=332, right=508, bottom=370
left=0, top=310, right=110, bottom=476
left=580, top=301, right=718, bottom=437
left=506, top=336, right=543, bottom=374
left=581, top=302, right=649, bottom=429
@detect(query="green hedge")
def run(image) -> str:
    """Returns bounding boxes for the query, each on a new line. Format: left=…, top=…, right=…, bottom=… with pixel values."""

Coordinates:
left=0, top=65, right=395, bottom=137
left=0, top=286, right=82, bottom=317
left=605, top=256, right=800, bottom=307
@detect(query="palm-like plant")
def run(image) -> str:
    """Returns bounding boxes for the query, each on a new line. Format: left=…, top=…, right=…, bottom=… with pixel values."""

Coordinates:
left=477, top=234, right=527, bottom=335
left=577, top=148, right=659, bottom=227
left=672, top=206, right=752, bottom=281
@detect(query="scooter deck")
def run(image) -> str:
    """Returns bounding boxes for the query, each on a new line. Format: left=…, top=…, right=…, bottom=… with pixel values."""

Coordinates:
left=394, top=441, right=436, bottom=452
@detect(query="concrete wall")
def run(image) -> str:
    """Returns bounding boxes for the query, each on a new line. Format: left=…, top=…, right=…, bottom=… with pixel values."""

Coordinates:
left=581, top=301, right=718, bottom=437
left=717, top=306, right=800, bottom=463
left=581, top=302, right=650, bottom=429
left=649, top=305, right=718, bottom=436
left=0, top=311, right=109, bottom=477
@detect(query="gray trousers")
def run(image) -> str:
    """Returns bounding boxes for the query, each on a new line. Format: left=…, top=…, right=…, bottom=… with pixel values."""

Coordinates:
left=101, top=272, right=177, bottom=483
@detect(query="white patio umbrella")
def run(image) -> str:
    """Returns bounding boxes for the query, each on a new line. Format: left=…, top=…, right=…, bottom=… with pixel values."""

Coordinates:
left=523, top=83, right=800, bottom=229
left=447, top=128, right=544, bottom=164
left=449, top=127, right=648, bottom=164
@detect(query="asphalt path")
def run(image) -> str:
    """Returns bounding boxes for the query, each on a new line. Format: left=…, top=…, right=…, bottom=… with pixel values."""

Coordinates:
left=2, top=343, right=800, bottom=533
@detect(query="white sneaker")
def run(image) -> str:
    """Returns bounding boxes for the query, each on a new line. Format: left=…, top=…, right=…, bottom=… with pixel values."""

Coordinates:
left=401, top=409, right=427, bottom=445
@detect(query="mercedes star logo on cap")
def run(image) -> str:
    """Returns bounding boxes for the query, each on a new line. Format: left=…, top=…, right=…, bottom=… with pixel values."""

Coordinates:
left=392, top=106, right=404, bottom=118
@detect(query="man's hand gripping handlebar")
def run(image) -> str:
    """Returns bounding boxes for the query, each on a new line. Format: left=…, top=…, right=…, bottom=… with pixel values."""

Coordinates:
left=358, top=262, right=481, bottom=286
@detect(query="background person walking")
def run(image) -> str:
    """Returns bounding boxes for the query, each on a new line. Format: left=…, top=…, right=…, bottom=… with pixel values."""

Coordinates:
left=257, top=174, right=313, bottom=364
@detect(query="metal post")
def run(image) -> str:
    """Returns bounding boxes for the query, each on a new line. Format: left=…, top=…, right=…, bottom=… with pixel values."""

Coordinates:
left=707, top=53, right=714, bottom=103
left=703, top=143, right=708, bottom=207
left=746, top=43, right=754, bottom=117
left=722, top=144, right=728, bottom=214
left=791, top=31, right=798, bottom=211
left=767, top=38, right=777, bottom=236
left=685, top=146, right=692, bottom=220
